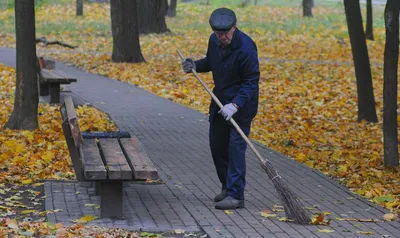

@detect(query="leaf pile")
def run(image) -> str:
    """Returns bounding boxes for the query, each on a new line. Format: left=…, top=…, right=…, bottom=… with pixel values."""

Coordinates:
left=0, top=64, right=118, bottom=184
left=0, top=220, right=143, bottom=237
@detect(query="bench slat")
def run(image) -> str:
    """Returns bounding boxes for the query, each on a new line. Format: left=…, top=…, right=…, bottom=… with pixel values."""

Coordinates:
left=82, top=139, right=107, bottom=180
left=120, top=138, right=159, bottom=180
left=41, top=69, right=77, bottom=84
left=99, top=139, right=132, bottom=180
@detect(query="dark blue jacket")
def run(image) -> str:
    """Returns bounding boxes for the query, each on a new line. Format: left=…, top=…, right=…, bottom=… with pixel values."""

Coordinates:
left=195, top=29, right=260, bottom=124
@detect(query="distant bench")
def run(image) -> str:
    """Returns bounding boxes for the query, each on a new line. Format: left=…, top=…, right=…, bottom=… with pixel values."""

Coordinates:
left=60, top=96, right=159, bottom=219
left=38, top=58, right=77, bottom=103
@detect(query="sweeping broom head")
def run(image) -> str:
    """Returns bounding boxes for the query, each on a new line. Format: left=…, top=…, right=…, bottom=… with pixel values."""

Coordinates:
left=260, top=160, right=311, bottom=225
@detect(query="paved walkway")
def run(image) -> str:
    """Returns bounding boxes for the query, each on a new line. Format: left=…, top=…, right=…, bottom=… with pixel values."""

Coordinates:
left=0, top=47, right=399, bottom=237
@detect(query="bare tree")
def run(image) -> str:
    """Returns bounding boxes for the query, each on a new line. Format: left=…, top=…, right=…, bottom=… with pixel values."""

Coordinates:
left=110, top=0, right=144, bottom=63
left=5, top=0, right=39, bottom=130
left=137, top=0, right=169, bottom=34
left=76, top=0, right=83, bottom=16
left=366, top=0, right=374, bottom=40
left=343, top=0, right=378, bottom=123
left=383, top=0, right=400, bottom=166
left=302, top=0, right=314, bottom=17
left=241, top=0, right=250, bottom=7
left=167, top=0, right=177, bottom=17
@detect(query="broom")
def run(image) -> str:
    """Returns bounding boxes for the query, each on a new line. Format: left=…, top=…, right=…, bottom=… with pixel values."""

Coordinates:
left=177, top=49, right=311, bottom=225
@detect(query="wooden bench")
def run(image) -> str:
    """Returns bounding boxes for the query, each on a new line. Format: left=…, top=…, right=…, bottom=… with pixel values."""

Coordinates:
left=60, top=96, right=159, bottom=219
left=38, top=58, right=77, bottom=104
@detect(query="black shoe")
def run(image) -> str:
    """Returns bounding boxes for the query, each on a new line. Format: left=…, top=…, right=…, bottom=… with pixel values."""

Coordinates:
left=215, top=195, right=244, bottom=210
left=214, top=189, right=227, bottom=202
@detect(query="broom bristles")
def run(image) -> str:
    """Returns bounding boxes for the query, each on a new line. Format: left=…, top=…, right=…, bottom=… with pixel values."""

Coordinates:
left=261, top=160, right=311, bottom=225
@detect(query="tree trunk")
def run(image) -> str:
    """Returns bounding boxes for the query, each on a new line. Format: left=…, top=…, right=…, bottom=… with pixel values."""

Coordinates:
left=76, top=0, right=83, bottom=16
left=383, top=0, right=400, bottom=167
left=302, top=0, right=314, bottom=17
left=167, top=0, right=177, bottom=17
left=241, top=0, right=250, bottom=7
left=110, top=0, right=145, bottom=63
left=4, top=0, right=39, bottom=130
left=137, top=0, right=169, bottom=34
left=366, top=0, right=374, bottom=40
left=343, top=0, right=378, bottom=123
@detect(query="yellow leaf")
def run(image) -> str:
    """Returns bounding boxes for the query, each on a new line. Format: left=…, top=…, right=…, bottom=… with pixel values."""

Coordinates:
left=318, top=229, right=335, bottom=233
left=260, top=212, right=277, bottom=218
left=15, top=143, right=25, bottom=153
left=0, top=205, right=10, bottom=210
left=21, top=178, right=33, bottom=185
left=72, top=215, right=97, bottom=223
left=224, top=210, right=234, bottom=215
left=42, top=151, right=54, bottom=164
left=21, top=210, right=38, bottom=215
left=278, top=217, right=294, bottom=222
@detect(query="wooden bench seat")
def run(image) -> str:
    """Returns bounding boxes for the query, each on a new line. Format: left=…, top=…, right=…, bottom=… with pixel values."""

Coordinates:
left=60, top=96, right=159, bottom=218
left=38, top=58, right=77, bottom=103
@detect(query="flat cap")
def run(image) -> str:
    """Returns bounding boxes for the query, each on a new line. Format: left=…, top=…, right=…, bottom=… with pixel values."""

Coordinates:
left=209, top=8, right=237, bottom=33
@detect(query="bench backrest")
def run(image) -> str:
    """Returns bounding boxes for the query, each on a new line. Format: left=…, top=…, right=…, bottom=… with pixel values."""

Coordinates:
left=60, top=96, right=85, bottom=181
left=60, top=96, right=159, bottom=182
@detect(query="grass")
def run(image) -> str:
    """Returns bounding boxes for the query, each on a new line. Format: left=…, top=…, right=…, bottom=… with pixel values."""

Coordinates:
left=0, top=1, right=386, bottom=39
left=0, top=0, right=72, bottom=10
left=36, top=21, right=110, bottom=35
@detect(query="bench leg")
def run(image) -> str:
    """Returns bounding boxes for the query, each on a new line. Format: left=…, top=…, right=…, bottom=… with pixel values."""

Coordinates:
left=40, top=83, right=49, bottom=96
left=100, top=181, right=123, bottom=219
left=95, top=182, right=101, bottom=196
left=49, top=83, right=60, bottom=103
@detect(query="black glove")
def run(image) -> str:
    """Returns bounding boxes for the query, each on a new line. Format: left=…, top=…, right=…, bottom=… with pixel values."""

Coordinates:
left=181, top=58, right=196, bottom=73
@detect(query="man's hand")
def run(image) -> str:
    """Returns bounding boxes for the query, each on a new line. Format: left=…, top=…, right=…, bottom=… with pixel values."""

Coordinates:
left=218, top=103, right=238, bottom=121
left=181, top=58, right=196, bottom=73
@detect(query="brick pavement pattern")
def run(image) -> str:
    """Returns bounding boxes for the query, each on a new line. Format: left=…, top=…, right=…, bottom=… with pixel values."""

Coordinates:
left=0, top=48, right=399, bottom=237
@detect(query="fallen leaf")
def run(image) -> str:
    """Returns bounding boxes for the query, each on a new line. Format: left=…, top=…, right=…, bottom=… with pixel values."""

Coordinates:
left=72, top=215, right=97, bottom=223
left=259, top=212, right=277, bottom=218
left=224, top=210, right=234, bottom=215
left=374, top=195, right=394, bottom=203
left=140, top=232, right=158, bottom=237
left=356, top=231, right=375, bottom=235
left=383, top=213, right=398, bottom=222
left=318, top=229, right=335, bottom=233
left=20, top=210, right=38, bottom=215
left=272, top=209, right=284, bottom=212
left=336, top=217, right=379, bottom=222
left=6, top=219, right=18, bottom=229
left=21, top=178, right=33, bottom=185
left=278, top=217, right=294, bottom=222
left=312, top=214, right=330, bottom=225
left=175, top=229, right=185, bottom=234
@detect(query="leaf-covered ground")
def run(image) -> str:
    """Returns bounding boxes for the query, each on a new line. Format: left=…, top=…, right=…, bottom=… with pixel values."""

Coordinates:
left=0, top=0, right=399, bottom=234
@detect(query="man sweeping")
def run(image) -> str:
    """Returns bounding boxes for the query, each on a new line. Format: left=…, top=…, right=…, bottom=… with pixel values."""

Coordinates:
left=181, top=7, right=260, bottom=210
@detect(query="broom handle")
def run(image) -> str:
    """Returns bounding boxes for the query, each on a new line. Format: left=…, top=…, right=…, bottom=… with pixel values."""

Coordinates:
left=177, top=49, right=268, bottom=165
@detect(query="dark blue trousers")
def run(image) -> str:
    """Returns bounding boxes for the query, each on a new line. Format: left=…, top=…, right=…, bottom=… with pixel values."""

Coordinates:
left=209, top=114, right=251, bottom=200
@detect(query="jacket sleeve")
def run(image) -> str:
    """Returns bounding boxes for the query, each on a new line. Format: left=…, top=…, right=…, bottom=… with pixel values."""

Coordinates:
left=232, top=45, right=260, bottom=109
left=194, top=37, right=212, bottom=73
left=195, top=57, right=211, bottom=73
